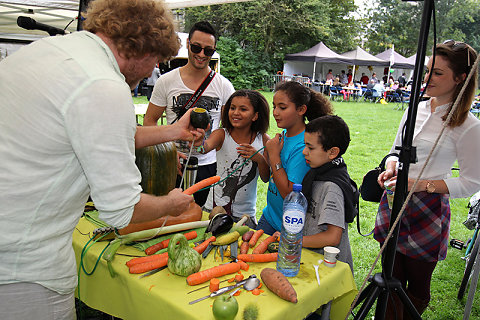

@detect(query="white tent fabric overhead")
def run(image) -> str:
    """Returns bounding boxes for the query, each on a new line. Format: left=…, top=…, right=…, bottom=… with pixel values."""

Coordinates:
left=0, top=0, right=253, bottom=37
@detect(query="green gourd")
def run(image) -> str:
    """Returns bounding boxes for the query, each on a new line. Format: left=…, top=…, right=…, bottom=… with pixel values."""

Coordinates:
left=167, top=233, right=202, bottom=276
left=135, top=142, right=177, bottom=196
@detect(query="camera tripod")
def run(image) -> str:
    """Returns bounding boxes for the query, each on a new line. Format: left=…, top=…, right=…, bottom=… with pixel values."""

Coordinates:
left=352, top=0, right=435, bottom=319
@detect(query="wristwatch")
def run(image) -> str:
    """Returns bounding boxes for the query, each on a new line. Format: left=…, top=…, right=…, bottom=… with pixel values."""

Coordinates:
left=426, top=181, right=436, bottom=193
left=274, top=162, right=283, bottom=171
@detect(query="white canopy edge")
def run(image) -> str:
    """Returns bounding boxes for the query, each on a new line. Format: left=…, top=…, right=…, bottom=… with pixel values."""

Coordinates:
left=0, top=0, right=253, bottom=38
left=0, top=0, right=254, bottom=10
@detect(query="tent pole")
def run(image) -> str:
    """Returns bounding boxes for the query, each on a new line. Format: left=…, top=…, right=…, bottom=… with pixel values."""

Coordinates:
left=312, top=61, right=317, bottom=82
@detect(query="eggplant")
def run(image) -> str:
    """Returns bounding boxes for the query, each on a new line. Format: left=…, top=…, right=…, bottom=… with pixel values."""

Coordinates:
left=206, top=213, right=233, bottom=236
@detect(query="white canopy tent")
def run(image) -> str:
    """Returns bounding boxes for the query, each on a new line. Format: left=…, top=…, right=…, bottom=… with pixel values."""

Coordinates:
left=283, top=42, right=353, bottom=81
left=0, top=0, right=253, bottom=37
left=0, top=0, right=247, bottom=59
left=340, top=46, right=389, bottom=82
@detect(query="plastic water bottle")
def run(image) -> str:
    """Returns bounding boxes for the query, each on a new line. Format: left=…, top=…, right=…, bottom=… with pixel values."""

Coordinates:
left=277, top=184, right=308, bottom=277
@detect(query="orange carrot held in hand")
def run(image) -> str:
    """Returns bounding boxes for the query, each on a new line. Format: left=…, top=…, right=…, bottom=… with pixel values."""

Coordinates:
left=194, top=236, right=216, bottom=254
left=237, top=253, right=278, bottom=263
left=129, top=254, right=169, bottom=274
left=187, top=262, right=241, bottom=286
left=183, top=176, right=220, bottom=195
left=145, top=230, right=198, bottom=255
left=249, top=229, right=264, bottom=247
left=252, top=233, right=279, bottom=254
left=126, top=252, right=168, bottom=268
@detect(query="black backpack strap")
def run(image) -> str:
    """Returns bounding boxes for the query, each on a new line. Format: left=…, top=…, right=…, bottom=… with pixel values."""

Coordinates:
left=351, top=177, right=374, bottom=237
left=355, top=153, right=398, bottom=237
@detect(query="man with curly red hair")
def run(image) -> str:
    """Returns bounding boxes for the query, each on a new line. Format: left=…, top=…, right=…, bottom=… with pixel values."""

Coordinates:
left=0, top=0, right=203, bottom=318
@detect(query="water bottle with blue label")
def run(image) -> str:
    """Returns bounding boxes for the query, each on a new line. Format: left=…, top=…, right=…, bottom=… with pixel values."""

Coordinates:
left=277, top=183, right=308, bottom=277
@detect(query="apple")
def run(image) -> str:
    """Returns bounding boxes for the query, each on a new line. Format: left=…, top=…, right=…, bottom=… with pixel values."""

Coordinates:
left=212, top=294, right=239, bottom=320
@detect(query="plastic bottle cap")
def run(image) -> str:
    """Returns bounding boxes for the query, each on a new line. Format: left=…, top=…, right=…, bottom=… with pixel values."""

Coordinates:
left=293, top=184, right=302, bottom=192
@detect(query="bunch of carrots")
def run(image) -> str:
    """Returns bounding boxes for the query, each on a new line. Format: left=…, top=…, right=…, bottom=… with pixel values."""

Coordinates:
left=126, top=230, right=280, bottom=276
left=127, top=236, right=215, bottom=274
left=124, top=172, right=281, bottom=277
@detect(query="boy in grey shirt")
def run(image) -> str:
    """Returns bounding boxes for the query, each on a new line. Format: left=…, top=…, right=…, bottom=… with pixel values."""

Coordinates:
left=301, top=115, right=357, bottom=273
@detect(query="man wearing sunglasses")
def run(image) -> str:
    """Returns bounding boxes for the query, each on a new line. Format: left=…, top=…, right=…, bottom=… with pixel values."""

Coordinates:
left=144, top=21, right=235, bottom=207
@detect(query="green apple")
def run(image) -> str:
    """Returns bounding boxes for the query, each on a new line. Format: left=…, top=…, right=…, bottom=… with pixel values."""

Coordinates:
left=212, top=294, right=239, bottom=320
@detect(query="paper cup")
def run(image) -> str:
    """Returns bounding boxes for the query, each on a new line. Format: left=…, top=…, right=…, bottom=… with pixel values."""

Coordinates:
left=323, top=246, right=340, bottom=268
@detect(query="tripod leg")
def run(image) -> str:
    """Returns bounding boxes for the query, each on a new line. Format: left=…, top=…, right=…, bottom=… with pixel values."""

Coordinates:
left=353, top=282, right=375, bottom=308
left=354, top=285, right=382, bottom=320
left=396, top=287, right=422, bottom=320
left=375, top=290, right=390, bottom=320
left=404, top=291, right=428, bottom=320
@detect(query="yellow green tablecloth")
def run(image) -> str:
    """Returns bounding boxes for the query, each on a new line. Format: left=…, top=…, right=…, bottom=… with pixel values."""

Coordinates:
left=73, top=217, right=357, bottom=320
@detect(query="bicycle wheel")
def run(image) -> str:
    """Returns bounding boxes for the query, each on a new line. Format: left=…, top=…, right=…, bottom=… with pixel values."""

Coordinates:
left=458, top=230, right=480, bottom=300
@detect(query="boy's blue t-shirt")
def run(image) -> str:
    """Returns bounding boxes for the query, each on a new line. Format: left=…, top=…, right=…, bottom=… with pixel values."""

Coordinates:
left=262, top=129, right=310, bottom=231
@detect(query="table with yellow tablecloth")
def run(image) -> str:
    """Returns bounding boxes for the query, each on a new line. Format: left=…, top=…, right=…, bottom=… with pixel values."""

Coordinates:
left=73, top=217, right=357, bottom=320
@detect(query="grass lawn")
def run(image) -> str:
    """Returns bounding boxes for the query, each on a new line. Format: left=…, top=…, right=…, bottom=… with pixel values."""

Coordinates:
left=133, top=93, right=478, bottom=319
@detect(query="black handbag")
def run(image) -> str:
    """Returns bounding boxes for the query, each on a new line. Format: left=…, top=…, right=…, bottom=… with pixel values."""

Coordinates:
left=359, top=153, right=398, bottom=202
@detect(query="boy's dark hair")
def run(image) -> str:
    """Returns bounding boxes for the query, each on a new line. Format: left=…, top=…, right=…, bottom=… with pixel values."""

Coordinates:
left=222, top=90, right=270, bottom=135
left=274, top=81, right=333, bottom=122
left=305, top=115, right=350, bottom=157
left=188, top=21, right=216, bottom=43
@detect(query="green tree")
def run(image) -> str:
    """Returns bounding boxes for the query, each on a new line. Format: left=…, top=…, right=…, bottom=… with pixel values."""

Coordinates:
left=365, top=0, right=480, bottom=56
left=215, top=36, right=271, bottom=89
left=183, top=0, right=360, bottom=88
left=365, top=0, right=422, bottom=56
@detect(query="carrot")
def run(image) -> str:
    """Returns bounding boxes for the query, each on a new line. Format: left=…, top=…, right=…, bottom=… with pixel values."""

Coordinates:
left=228, top=277, right=235, bottom=283
left=187, top=262, right=241, bottom=286
left=248, top=229, right=264, bottom=247
left=145, top=230, right=198, bottom=255
left=129, top=254, right=169, bottom=274
left=118, top=202, right=202, bottom=235
left=240, top=241, right=250, bottom=254
left=257, top=282, right=263, bottom=289
left=237, top=260, right=249, bottom=271
left=235, top=273, right=244, bottom=282
left=237, top=253, right=278, bottom=263
left=183, top=175, right=220, bottom=195
left=126, top=252, right=168, bottom=268
left=209, top=278, right=220, bottom=292
left=252, top=233, right=280, bottom=254
left=233, top=290, right=241, bottom=296
left=260, top=268, right=297, bottom=303
left=194, top=236, right=216, bottom=254
left=252, top=288, right=261, bottom=295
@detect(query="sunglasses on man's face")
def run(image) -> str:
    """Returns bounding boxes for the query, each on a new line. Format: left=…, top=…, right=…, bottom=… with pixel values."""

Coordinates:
left=189, top=43, right=216, bottom=57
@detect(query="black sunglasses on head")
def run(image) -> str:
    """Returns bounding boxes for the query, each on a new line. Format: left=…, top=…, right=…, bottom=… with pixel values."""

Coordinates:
left=443, top=39, right=468, bottom=50
left=189, top=43, right=216, bottom=57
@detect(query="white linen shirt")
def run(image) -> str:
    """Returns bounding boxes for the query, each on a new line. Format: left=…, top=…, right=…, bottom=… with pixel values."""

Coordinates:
left=0, top=31, right=141, bottom=294
left=387, top=100, right=480, bottom=198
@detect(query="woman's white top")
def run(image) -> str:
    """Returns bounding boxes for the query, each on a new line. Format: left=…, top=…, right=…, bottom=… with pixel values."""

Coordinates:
left=388, top=99, right=480, bottom=198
